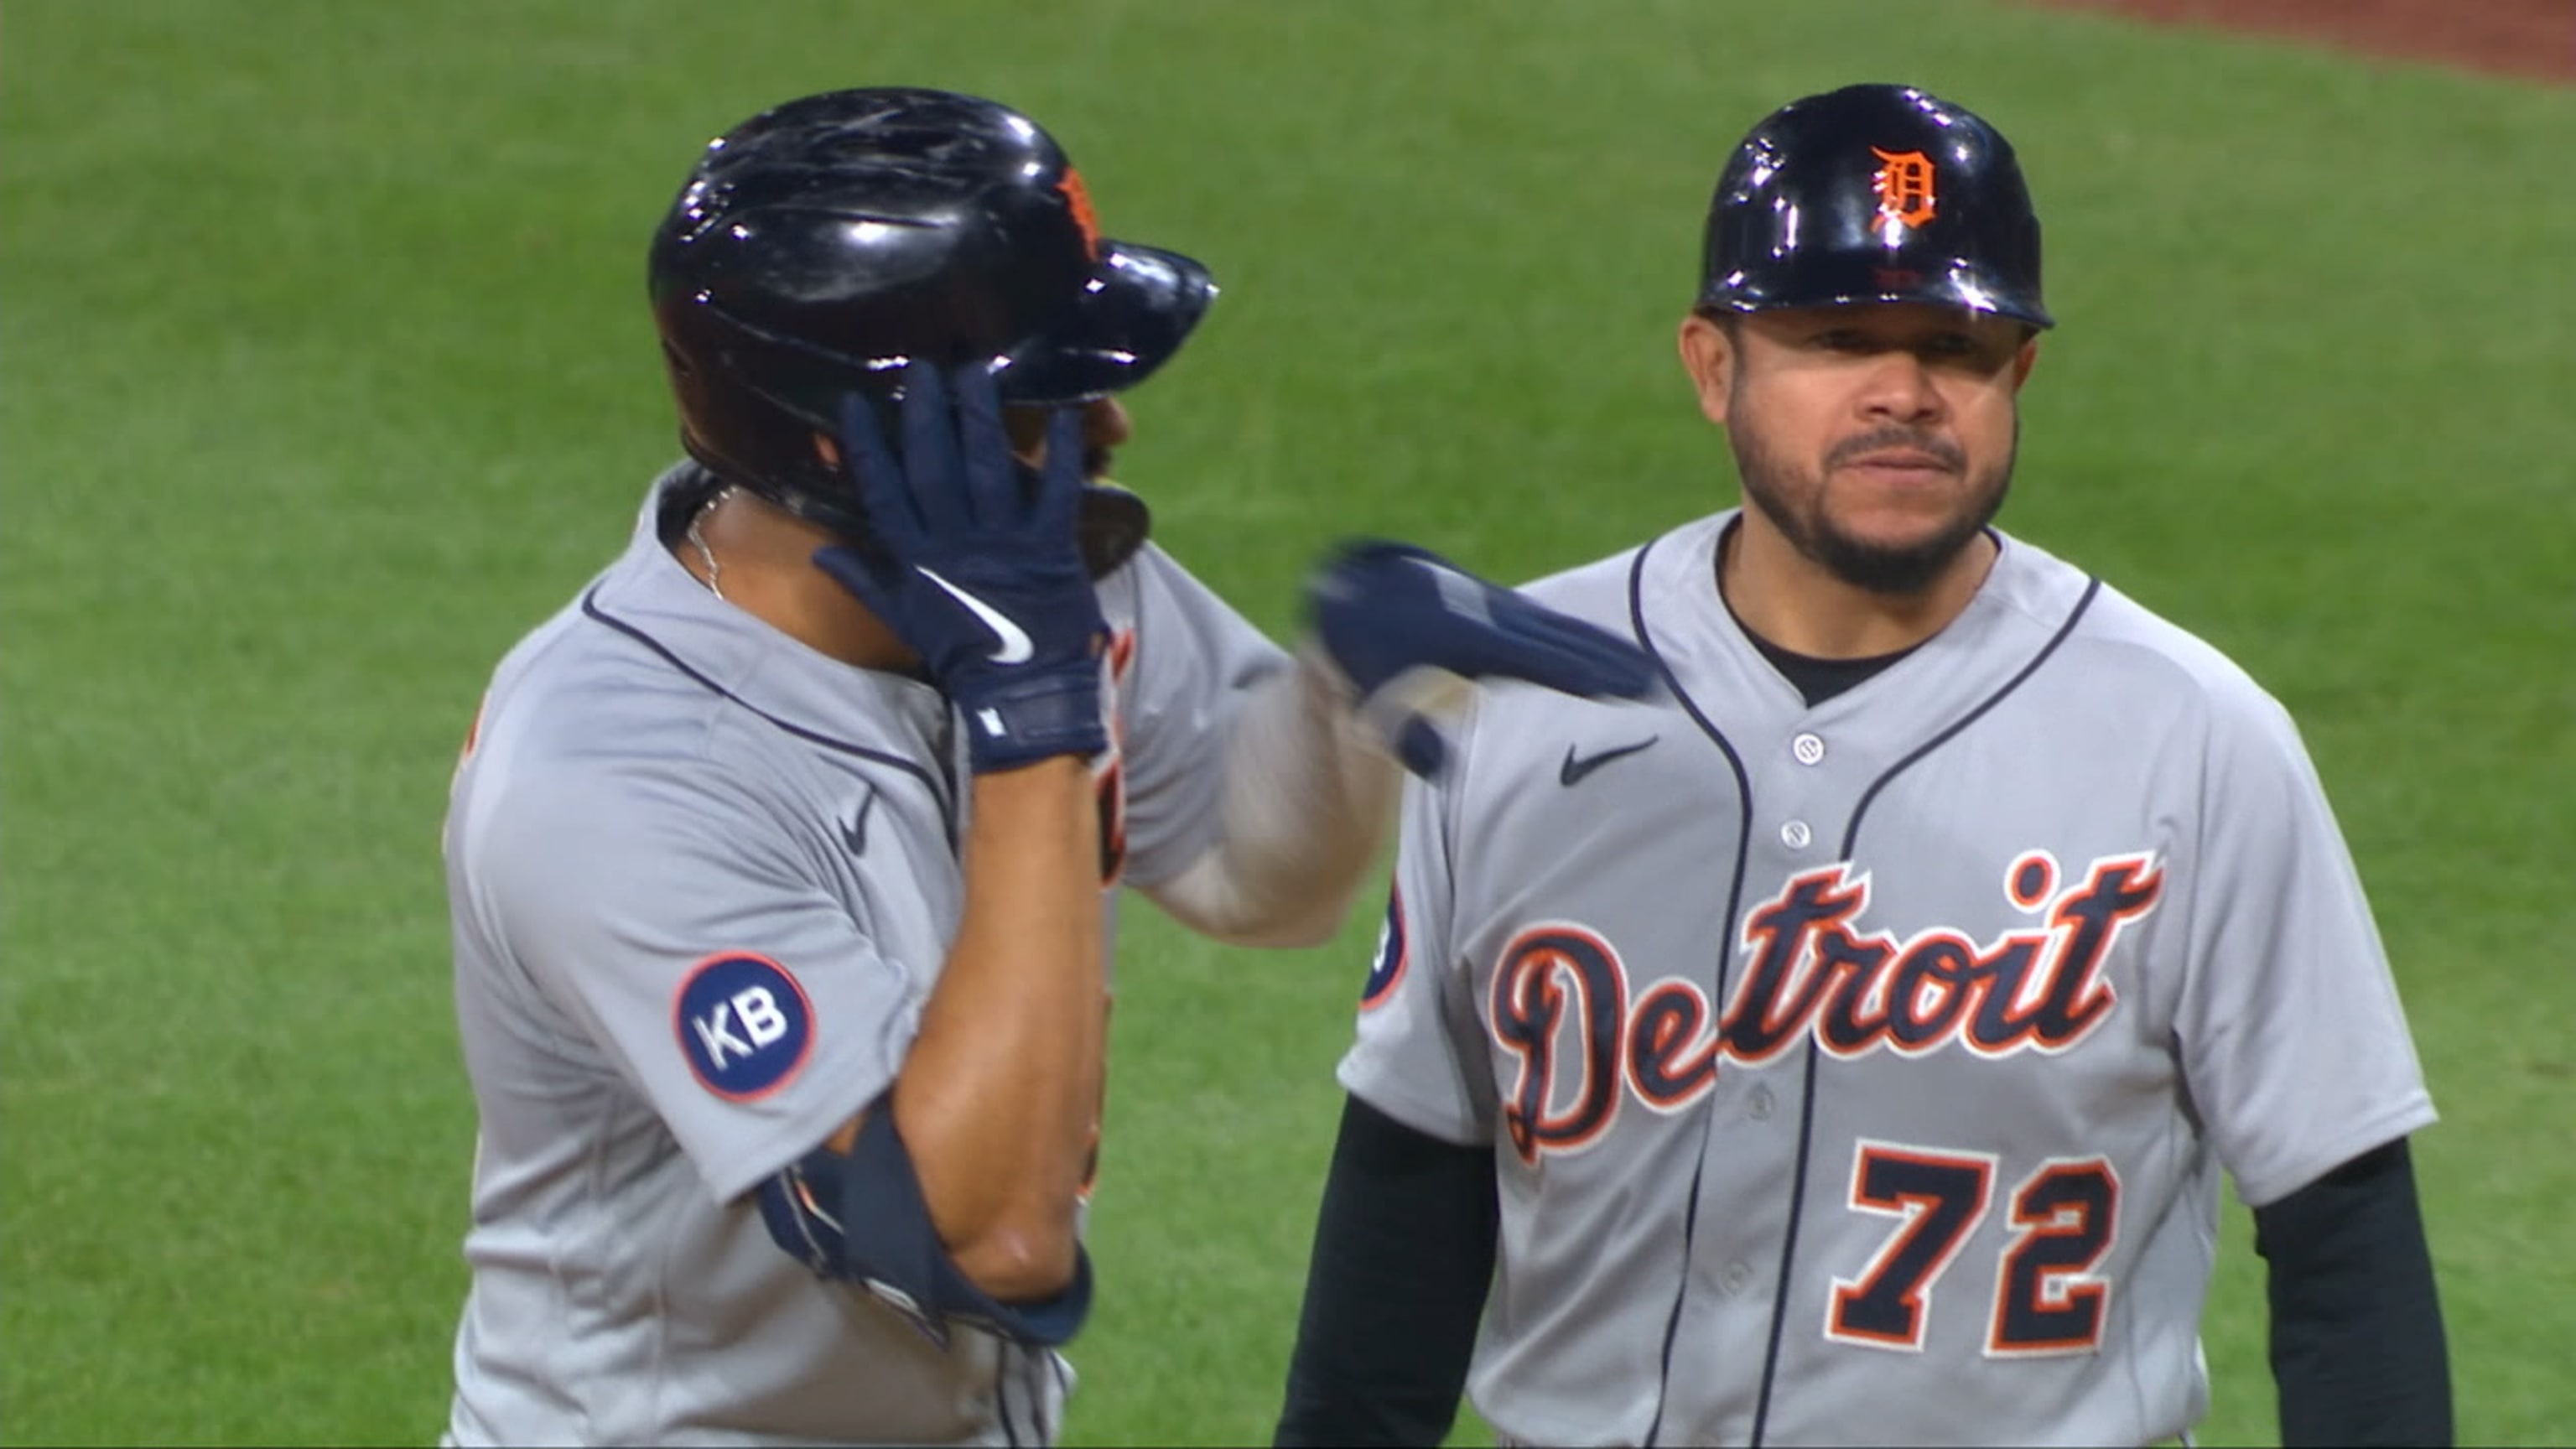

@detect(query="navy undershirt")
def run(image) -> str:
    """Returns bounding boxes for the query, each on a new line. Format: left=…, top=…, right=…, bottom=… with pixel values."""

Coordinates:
left=1742, top=628, right=1919, bottom=707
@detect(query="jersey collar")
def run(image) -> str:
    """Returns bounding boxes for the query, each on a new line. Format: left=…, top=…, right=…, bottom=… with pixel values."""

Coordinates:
left=580, top=465, right=953, bottom=759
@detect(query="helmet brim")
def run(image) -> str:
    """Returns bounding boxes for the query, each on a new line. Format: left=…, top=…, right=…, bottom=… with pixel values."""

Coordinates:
left=996, top=241, right=1218, bottom=404
left=1701, top=253, right=2051, bottom=330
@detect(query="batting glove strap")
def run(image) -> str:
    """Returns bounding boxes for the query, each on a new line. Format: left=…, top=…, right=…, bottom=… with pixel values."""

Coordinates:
left=952, top=657, right=1109, bottom=774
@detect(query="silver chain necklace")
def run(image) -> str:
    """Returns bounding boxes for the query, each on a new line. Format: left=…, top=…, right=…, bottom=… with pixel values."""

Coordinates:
left=685, top=486, right=736, bottom=600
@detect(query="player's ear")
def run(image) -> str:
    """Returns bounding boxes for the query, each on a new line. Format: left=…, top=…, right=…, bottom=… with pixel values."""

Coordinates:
left=2011, top=331, right=2040, bottom=390
left=1677, top=310, right=1736, bottom=426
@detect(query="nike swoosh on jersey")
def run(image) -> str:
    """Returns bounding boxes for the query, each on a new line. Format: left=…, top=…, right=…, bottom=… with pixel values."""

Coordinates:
left=916, top=567, right=1035, bottom=664
left=839, top=788, right=876, bottom=855
left=1559, top=735, right=1659, bottom=787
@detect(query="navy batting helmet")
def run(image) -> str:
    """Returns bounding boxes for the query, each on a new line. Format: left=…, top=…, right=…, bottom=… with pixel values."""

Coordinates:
left=648, top=86, right=1216, bottom=550
left=1697, top=84, right=2051, bottom=330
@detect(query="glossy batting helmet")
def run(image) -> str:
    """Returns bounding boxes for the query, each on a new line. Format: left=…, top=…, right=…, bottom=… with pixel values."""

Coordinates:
left=648, top=86, right=1216, bottom=555
left=1697, top=83, right=2051, bottom=330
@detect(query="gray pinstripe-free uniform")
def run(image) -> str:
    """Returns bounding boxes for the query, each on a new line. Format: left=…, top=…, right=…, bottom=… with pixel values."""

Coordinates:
left=1343, top=512, right=2433, bottom=1447
left=442, top=468, right=1282, bottom=1446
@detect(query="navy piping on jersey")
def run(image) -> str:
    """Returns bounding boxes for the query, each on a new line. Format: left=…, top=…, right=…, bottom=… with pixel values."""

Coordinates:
left=580, top=586, right=959, bottom=849
left=998, top=1338, right=1062, bottom=1446
left=1006, top=1339, right=1054, bottom=1447
left=1744, top=574, right=2101, bottom=1448
left=999, top=1342, right=1025, bottom=1448
left=1629, top=532, right=1758, bottom=1449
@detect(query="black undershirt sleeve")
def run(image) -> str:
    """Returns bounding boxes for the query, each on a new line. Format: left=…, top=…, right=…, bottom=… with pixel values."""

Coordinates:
left=1274, top=1094, right=1499, bottom=1447
left=2254, top=1137, right=2452, bottom=1446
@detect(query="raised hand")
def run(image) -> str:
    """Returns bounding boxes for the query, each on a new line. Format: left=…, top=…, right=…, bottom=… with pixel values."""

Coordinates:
left=813, top=362, right=1108, bottom=772
left=1306, top=540, right=1658, bottom=776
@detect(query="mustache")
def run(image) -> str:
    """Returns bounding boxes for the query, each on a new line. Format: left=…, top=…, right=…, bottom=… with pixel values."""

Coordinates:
left=1826, top=428, right=1965, bottom=472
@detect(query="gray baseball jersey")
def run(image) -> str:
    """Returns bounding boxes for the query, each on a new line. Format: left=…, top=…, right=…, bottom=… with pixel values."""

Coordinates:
left=442, top=465, right=1283, bottom=1446
left=1341, top=510, right=2434, bottom=1447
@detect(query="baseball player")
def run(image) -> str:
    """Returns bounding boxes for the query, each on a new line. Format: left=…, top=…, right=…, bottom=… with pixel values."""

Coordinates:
left=439, top=87, right=1654, bottom=1446
left=1273, top=84, right=2449, bottom=1448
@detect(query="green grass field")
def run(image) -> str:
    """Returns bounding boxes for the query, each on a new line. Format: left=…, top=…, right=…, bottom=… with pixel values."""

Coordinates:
left=4, top=2, right=2569, bottom=1444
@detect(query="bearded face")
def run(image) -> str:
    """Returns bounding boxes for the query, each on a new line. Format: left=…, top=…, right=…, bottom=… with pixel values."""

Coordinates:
left=1688, top=303, right=2037, bottom=599
left=1729, top=403, right=2018, bottom=596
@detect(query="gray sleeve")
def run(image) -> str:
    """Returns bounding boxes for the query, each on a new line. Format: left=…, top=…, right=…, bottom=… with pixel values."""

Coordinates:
left=2173, top=685, right=2436, bottom=1208
left=469, top=761, right=918, bottom=1204
left=1336, top=770, right=1499, bottom=1147
left=1108, top=544, right=1295, bottom=888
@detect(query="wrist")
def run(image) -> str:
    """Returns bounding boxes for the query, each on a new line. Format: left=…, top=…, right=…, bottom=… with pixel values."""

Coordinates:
left=968, top=752, right=1094, bottom=790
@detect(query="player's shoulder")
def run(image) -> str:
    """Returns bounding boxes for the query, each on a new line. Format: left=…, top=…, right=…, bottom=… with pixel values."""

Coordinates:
left=1092, top=537, right=1170, bottom=602
left=1513, top=531, right=1669, bottom=627
left=459, top=664, right=768, bottom=841
left=1097, top=539, right=1246, bottom=631
left=1993, top=530, right=2304, bottom=743
left=474, top=592, right=730, bottom=760
left=456, top=595, right=798, bottom=850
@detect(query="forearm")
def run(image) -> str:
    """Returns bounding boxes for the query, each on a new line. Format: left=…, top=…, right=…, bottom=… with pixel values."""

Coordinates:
left=891, top=756, right=1106, bottom=1296
left=2259, top=1138, right=2452, bottom=1446
left=1145, top=652, right=1400, bottom=947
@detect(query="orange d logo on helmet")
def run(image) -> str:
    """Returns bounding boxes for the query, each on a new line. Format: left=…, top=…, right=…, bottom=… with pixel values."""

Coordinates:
left=1057, top=168, right=1103, bottom=261
left=1869, top=147, right=1937, bottom=237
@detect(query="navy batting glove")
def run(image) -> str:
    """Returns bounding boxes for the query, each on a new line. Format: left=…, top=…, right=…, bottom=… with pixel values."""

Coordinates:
left=1304, top=539, right=1659, bottom=776
left=814, top=362, right=1108, bottom=773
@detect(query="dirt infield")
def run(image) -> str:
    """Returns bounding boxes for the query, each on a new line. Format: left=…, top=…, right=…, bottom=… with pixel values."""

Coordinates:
left=2034, top=0, right=2574, bottom=86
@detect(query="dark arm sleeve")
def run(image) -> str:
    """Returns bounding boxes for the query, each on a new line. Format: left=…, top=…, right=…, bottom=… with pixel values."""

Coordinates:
left=2254, top=1136, right=2452, bottom=1447
left=1274, top=1094, right=1500, bottom=1447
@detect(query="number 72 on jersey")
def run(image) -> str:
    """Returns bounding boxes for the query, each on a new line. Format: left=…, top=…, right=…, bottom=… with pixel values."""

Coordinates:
left=1827, top=1140, right=2119, bottom=1355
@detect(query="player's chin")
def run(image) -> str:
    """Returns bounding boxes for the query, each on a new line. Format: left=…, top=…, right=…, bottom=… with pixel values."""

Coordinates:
left=1814, top=506, right=1991, bottom=588
left=1824, top=500, right=1972, bottom=555
left=1826, top=460, right=1976, bottom=512
left=1815, top=528, right=1980, bottom=595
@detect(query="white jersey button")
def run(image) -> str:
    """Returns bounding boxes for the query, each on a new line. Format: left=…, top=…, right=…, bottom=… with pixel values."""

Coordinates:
left=1780, top=819, right=1812, bottom=849
left=1748, top=1085, right=1775, bottom=1120
left=1720, top=1261, right=1754, bottom=1296
left=1791, top=732, right=1826, bottom=765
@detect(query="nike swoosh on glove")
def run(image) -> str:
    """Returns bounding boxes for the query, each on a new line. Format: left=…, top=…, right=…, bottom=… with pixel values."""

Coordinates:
left=1304, top=539, right=1659, bottom=776
left=813, top=361, right=1109, bottom=773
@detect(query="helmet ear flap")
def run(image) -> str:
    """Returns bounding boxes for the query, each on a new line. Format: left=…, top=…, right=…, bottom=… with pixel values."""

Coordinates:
left=1076, top=484, right=1151, bottom=579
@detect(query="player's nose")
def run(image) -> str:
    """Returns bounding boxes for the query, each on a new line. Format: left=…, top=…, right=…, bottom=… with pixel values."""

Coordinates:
left=1854, top=353, right=1945, bottom=424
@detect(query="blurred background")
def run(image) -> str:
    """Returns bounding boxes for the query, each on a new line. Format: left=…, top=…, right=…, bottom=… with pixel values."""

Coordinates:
left=3, top=2, right=2569, bottom=1443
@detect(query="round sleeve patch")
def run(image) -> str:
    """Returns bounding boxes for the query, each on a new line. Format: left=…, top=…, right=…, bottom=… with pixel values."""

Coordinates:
left=673, top=953, right=815, bottom=1101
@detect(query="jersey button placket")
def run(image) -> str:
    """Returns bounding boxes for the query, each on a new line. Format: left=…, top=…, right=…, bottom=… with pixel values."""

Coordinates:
left=1779, top=734, right=1826, bottom=849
